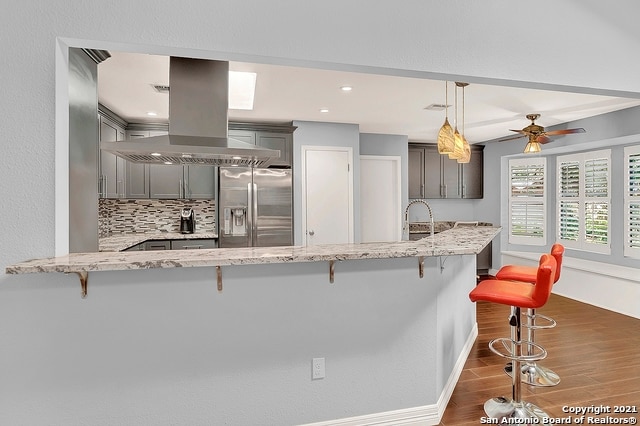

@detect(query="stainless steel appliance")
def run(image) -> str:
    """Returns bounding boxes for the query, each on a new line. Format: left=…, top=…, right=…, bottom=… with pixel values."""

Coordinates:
left=180, top=208, right=196, bottom=234
left=218, top=168, right=292, bottom=248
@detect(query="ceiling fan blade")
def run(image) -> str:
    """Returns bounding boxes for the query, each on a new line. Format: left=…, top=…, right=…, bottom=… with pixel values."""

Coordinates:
left=498, top=134, right=526, bottom=142
left=544, top=128, right=586, bottom=136
left=537, top=135, right=552, bottom=144
left=509, top=129, right=527, bottom=134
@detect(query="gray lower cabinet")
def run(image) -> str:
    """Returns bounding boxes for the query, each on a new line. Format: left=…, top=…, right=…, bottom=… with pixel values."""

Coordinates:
left=171, top=239, right=217, bottom=250
left=122, top=239, right=217, bottom=251
left=408, top=143, right=484, bottom=199
left=144, top=240, right=171, bottom=250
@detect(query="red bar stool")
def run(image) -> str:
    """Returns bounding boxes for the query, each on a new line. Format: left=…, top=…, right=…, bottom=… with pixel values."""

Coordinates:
left=496, top=244, right=564, bottom=387
left=470, top=253, right=556, bottom=421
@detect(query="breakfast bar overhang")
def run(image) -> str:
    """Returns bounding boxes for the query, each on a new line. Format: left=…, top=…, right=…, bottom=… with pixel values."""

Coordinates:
left=5, top=226, right=499, bottom=425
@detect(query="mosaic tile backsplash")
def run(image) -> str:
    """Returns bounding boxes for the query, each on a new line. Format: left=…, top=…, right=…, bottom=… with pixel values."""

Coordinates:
left=99, top=199, right=216, bottom=237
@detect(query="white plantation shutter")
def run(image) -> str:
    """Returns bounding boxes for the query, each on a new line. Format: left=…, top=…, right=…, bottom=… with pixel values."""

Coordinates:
left=625, top=145, right=640, bottom=258
left=509, top=157, right=546, bottom=245
left=557, top=150, right=610, bottom=254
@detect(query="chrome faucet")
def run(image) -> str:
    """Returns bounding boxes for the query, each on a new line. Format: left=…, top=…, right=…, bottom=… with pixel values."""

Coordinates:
left=403, top=199, right=434, bottom=240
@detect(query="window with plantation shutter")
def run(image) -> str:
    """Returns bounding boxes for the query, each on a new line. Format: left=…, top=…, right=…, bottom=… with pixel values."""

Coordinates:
left=557, top=150, right=610, bottom=254
left=624, top=145, right=640, bottom=258
left=509, top=157, right=546, bottom=245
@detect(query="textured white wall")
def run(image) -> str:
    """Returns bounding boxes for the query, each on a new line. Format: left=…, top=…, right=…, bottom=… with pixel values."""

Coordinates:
left=2, top=1, right=640, bottom=425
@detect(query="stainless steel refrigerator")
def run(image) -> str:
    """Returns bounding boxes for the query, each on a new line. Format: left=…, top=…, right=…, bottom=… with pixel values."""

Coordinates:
left=218, top=167, right=293, bottom=248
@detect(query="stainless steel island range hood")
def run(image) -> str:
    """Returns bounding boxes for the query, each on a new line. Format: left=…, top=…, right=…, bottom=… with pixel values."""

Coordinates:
left=100, top=57, right=279, bottom=167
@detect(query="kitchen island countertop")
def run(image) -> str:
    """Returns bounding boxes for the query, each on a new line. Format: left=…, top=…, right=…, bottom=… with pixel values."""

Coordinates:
left=6, top=226, right=499, bottom=275
left=99, top=231, right=219, bottom=252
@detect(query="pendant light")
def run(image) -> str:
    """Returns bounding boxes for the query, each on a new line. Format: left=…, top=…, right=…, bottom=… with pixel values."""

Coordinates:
left=437, top=81, right=455, bottom=154
left=457, top=82, right=471, bottom=164
left=448, top=83, right=465, bottom=160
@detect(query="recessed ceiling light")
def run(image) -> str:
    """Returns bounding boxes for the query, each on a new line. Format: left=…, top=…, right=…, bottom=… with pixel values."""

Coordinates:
left=232, top=156, right=242, bottom=160
left=164, top=161, right=173, bottom=165
left=320, top=108, right=329, bottom=113
left=181, top=153, right=192, bottom=158
left=340, top=86, right=353, bottom=92
left=151, top=152, right=162, bottom=157
left=146, top=111, right=158, bottom=116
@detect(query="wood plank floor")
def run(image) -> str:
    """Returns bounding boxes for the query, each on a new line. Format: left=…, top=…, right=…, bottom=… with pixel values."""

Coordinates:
left=439, top=293, right=640, bottom=425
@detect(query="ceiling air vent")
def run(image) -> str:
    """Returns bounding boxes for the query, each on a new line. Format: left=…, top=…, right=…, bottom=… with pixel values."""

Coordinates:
left=152, top=84, right=170, bottom=94
left=424, top=103, right=450, bottom=111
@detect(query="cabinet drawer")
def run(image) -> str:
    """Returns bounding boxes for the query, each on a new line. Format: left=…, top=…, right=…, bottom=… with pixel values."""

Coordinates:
left=144, top=240, right=171, bottom=250
left=171, top=239, right=217, bottom=250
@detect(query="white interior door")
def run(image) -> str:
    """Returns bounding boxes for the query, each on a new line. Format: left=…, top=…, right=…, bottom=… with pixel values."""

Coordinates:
left=360, top=155, right=402, bottom=242
left=302, top=146, right=353, bottom=245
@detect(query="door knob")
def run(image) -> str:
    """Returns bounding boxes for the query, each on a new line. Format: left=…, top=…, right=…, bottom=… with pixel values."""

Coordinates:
left=308, top=230, right=315, bottom=236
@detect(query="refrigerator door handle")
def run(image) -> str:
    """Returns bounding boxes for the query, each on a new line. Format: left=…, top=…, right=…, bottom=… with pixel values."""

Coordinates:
left=247, top=182, right=253, bottom=247
left=252, top=183, right=258, bottom=246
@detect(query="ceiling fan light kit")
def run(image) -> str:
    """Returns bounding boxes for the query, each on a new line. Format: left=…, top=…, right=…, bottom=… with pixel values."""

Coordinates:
left=437, top=81, right=455, bottom=154
left=523, top=140, right=542, bottom=154
left=498, top=113, right=587, bottom=153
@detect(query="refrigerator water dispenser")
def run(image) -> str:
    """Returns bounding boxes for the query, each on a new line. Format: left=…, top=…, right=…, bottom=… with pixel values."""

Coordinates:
left=224, top=207, right=247, bottom=236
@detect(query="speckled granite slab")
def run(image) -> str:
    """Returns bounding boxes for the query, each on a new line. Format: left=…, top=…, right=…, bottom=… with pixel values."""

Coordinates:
left=6, top=226, right=500, bottom=275
left=408, top=221, right=493, bottom=234
left=99, top=232, right=219, bottom=252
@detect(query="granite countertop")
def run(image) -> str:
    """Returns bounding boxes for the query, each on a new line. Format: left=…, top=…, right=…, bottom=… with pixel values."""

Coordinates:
left=99, top=232, right=219, bottom=252
left=408, top=221, right=493, bottom=234
left=6, top=226, right=500, bottom=275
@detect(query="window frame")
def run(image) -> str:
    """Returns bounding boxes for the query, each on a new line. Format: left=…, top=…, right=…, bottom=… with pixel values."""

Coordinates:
left=624, top=145, right=640, bottom=259
left=508, top=157, right=546, bottom=246
left=556, top=149, right=611, bottom=255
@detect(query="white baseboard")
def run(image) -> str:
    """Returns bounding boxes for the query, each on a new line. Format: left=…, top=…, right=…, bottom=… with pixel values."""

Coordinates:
left=300, top=324, right=479, bottom=426
left=502, top=251, right=640, bottom=319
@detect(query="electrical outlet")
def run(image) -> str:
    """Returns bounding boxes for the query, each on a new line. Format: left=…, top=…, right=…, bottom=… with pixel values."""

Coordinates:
left=312, top=357, right=325, bottom=380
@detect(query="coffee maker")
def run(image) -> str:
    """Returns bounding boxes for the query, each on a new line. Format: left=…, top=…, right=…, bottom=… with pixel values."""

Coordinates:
left=180, top=208, right=196, bottom=234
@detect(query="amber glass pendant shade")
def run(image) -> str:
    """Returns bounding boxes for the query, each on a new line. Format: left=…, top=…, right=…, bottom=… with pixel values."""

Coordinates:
left=449, top=129, right=465, bottom=160
left=523, top=141, right=542, bottom=153
left=437, top=118, right=455, bottom=154
left=437, top=81, right=455, bottom=154
left=457, top=137, right=471, bottom=163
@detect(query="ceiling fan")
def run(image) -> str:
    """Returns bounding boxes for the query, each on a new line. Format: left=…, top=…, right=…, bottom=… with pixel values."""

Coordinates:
left=499, top=113, right=586, bottom=153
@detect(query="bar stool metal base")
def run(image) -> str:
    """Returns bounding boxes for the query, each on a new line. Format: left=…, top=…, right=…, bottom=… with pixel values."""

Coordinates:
left=484, top=396, right=549, bottom=421
left=505, top=361, right=561, bottom=387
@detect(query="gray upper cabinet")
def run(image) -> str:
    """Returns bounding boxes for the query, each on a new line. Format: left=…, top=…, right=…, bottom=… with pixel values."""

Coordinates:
left=149, top=163, right=184, bottom=198
left=408, top=146, right=426, bottom=198
left=460, top=145, right=483, bottom=199
left=124, top=130, right=151, bottom=198
left=408, top=143, right=484, bottom=199
left=99, top=115, right=126, bottom=198
left=184, top=165, right=215, bottom=199
left=228, top=124, right=295, bottom=167
left=256, top=132, right=292, bottom=167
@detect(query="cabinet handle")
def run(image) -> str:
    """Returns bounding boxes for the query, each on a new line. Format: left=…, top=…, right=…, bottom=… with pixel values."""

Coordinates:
left=181, top=245, right=203, bottom=249
left=462, top=184, right=466, bottom=198
left=179, top=179, right=183, bottom=198
left=421, top=184, right=424, bottom=198
left=443, top=184, right=448, bottom=198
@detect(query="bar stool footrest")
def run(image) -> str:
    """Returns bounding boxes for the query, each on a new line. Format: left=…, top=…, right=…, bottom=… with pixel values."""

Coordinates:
left=525, top=312, right=557, bottom=330
left=488, top=338, right=547, bottom=362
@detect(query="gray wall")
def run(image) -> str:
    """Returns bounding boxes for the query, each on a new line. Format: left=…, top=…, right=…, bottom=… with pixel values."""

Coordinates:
left=3, top=1, right=640, bottom=425
left=478, top=105, right=640, bottom=270
left=359, top=132, right=409, bottom=215
left=292, top=120, right=361, bottom=245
